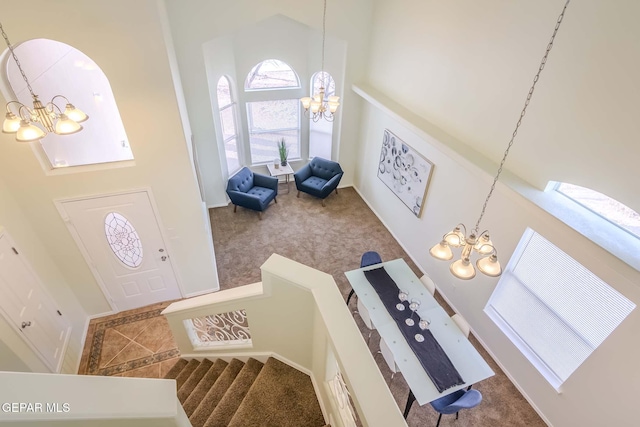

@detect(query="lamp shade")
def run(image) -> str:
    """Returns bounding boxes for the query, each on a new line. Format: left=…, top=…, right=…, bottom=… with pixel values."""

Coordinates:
left=55, top=114, right=83, bottom=135
left=2, top=112, right=21, bottom=133
left=445, top=227, right=465, bottom=247
left=429, top=241, right=453, bottom=261
left=15, top=120, right=45, bottom=142
left=300, top=97, right=312, bottom=109
left=477, top=255, right=502, bottom=277
left=450, top=259, right=476, bottom=280
left=63, top=103, right=89, bottom=123
left=474, top=234, right=494, bottom=255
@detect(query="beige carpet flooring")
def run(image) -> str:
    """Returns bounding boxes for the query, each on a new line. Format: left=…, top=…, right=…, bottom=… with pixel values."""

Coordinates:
left=210, top=186, right=546, bottom=427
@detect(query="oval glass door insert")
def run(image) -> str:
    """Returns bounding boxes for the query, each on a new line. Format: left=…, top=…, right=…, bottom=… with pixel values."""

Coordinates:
left=104, top=212, right=143, bottom=268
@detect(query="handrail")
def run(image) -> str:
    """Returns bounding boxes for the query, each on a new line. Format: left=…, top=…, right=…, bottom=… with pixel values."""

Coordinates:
left=162, top=253, right=407, bottom=427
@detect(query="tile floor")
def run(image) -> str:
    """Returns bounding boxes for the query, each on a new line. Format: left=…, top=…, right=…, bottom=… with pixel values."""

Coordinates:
left=77, top=301, right=181, bottom=378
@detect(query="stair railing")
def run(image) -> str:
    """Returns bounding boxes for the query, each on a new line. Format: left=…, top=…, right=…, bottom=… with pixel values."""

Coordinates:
left=162, top=253, right=407, bottom=427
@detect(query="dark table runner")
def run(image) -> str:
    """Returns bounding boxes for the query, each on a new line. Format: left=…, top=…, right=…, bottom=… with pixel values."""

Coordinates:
left=364, top=267, right=464, bottom=393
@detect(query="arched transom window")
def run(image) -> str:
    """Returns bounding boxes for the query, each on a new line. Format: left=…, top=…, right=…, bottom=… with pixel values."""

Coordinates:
left=4, top=38, right=132, bottom=170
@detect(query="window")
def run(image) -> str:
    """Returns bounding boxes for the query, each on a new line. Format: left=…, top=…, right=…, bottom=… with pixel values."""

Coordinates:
left=485, top=229, right=635, bottom=390
left=309, top=71, right=335, bottom=159
left=245, top=59, right=300, bottom=90
left=4, top=39, right=132, bottom=170
left=246, top=99, right=300, bottom=164
left=244, top=59, right=301, bottom=165
left=216, top=76, right=240, bottom=175
left=554, top=182, right=640, bottom=239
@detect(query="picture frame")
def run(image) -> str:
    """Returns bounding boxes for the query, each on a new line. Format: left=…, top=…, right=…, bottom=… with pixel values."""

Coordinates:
left=377, top=129, right=434, bottom=218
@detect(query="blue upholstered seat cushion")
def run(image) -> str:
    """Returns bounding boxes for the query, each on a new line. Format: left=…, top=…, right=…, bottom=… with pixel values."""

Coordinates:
left=300, top=176, right=328, bottom=192
left=247, top=186, right=275, bottom=203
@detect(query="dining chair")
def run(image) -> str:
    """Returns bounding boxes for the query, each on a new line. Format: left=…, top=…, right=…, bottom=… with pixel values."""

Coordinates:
left=379, top=336, right=399, bottom=379
left=451, top=313, right=470, bottom=338
left=430, top=389, right=482, bottom=427
left=346, top=251, right=383, bottom=306
left=420, top=274, right=436, bottom=296
left=350, top=251, right=383, bottom=342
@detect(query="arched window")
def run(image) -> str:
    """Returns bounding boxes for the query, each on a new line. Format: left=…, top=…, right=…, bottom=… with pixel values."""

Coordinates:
left=216, top=76, right=240, bottom=175
left=244, top=59, right=301, bottom=164
left=244, top=59, right=300, bottom=90
left=554, top=182, right=640, bottom=238
left=309, top=71, right=335, bottom=159
left=4, top=39, right=132, bottom=170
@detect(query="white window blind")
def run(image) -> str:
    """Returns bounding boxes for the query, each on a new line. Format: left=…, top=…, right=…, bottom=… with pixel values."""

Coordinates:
left=485, top=229, right=635, bottom=389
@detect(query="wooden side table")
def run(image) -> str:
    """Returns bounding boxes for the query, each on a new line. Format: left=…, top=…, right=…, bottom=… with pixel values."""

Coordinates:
left=266, top=163, right=294, bottom=194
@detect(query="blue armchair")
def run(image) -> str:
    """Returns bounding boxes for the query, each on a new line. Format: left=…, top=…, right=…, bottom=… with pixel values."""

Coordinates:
left=226, top=167, right=278, bottom=219
left=294, top=157, right=343, bottom=206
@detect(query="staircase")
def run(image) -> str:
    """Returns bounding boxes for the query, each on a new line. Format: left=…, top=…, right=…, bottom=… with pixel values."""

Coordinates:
left=165, top=357, right=329, bottom=427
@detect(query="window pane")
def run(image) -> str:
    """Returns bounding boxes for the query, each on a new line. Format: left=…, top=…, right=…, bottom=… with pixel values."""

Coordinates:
left=217, top=76, right=232, bottom=108
left=312, top=71, right=336, bottom=100
left=556, top=183, right=640, bottom=238
left=220, top=106, right=236, bottom=140
left=246, top=99, right=300, bottom=164
left=224, top=137, right=240, bottom=175
left=248, top=99, right=299, bottom=131
left=485, top=229, right=635, bottom=388
left=245, top=59, right=300, bottom=90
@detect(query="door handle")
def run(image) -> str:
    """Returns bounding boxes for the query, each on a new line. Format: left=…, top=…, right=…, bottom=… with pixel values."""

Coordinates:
left=21, top=321, right=32, bottom=329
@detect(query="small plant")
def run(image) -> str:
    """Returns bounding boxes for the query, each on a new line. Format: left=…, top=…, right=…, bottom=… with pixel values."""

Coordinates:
left=277, top=138, right=289, bottom=166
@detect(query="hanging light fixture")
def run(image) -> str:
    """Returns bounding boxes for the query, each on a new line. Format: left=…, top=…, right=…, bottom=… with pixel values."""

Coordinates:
left=429, top=0, right=571, bottom=280
left=300, top=0, right=340, bottom=122
left=0, top=22, right=88, bottom=143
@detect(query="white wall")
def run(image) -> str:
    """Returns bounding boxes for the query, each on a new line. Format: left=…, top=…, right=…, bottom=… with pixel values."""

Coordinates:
left=0, top=0, right=219, bottom=326
left=358, top=2, right=640, bottom=424
left=163, top=0, right=373, bottom=207
left=366, top=0, right=640, bottom=212
left=353, top=94, right=640, bottom=426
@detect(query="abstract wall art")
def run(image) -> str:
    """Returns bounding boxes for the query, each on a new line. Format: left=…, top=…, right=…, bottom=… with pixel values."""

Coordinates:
left=377, top=129, right=434, bottom=217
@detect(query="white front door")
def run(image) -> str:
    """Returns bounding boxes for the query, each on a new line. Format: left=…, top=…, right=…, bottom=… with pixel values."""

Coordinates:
left=0, top=231, right=71, bottom=372
left=58, top=190, right=182, bottom=312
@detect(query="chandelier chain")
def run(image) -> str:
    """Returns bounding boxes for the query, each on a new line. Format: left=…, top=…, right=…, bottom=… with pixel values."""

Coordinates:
left=0, top=22, right=35, bottom=98
left=320, top=0, right=327, bottom=90
left=473, top=0, right=570, bottom=234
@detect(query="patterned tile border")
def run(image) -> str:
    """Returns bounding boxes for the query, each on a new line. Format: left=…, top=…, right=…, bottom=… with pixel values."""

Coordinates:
left=86, top=308, right=179, bottom=376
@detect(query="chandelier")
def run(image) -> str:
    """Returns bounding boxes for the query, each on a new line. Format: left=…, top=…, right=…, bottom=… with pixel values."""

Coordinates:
left=0, top=22, right=88, bottom=143
left=300, top=0, right=340, bottom=122
left=429, top=0, right=571, bottom=280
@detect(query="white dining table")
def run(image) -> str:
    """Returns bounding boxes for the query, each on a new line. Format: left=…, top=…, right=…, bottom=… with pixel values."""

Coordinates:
left=345, top=258, right=494, bottom=416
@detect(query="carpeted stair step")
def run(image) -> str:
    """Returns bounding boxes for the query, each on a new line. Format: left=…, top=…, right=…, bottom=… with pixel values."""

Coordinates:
left=164, top=358, right=188, bottom=380
left=175, top=359, right=201, bottom=390
left=203, top=358, right=265, bottom=427
left=189, top=358, right=245, bottom=427
left=227, top=357, right=325, bottom=427
left=182, top=359, right=229, bottom=417
left=178, top=358, right=213, bottom=403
